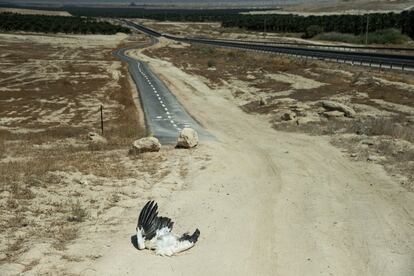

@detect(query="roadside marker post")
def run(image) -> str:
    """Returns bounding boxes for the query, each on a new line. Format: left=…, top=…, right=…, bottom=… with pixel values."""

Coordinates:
left=100, top=105, right=104, bottom=135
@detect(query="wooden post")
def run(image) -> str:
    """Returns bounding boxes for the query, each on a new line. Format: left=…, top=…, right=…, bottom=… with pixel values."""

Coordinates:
left=100, top=105, right=104, bottom=135
left=365, top=15, right=369, bottom=45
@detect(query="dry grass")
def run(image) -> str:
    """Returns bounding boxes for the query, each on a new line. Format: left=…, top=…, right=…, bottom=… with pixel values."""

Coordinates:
left=0, top=34, right=194, bottom=276
left=67, top=200, right=87, bottom=223
left=0, top=33, right=149, bottom=269
left=355, top=117, right=414, bottom=143
left=145, top=44, right=310, bottom=88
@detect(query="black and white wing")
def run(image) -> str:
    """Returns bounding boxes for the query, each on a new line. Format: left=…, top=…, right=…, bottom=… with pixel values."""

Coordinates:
left=137, top=200, right=174, bottom=240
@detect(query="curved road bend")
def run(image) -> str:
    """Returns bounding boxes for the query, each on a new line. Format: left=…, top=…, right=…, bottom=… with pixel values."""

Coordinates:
left=113, top=39, right=213, bottom=144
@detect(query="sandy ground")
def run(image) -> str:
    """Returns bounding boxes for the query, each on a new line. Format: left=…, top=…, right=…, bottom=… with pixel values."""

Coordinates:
left=0, top=8, right=71, bottom=16
left=1, top=32, right=413, bottom=274
left=0, top=32, right=146, bottom=275
left=53, top=39, right=414, bottom=275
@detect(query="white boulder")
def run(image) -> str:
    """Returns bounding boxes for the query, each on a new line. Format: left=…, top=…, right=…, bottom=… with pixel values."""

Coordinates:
left=176, top=128, right=199, bottom=148
left=321, top=100, right=356, bottom=118
left=129, top=137, right=161, bottom=154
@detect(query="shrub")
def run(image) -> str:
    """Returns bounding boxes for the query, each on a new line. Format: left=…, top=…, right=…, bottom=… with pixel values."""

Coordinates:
left=314, top=28, right=410, bottom=44
left=302, top=25, right=324, bottom=39
left=207, top=60, right=216, bottom=68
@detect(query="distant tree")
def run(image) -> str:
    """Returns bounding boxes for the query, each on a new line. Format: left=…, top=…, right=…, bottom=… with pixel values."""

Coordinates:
left=302, top=25, right=324, bottom=38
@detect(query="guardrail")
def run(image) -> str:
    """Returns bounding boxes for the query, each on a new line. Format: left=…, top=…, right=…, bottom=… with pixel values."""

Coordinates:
left=193, top=37, right=414, bottom=53
left=122, top=20, right=162, bottom=37
left=123, top=20, right=414, bottom=72
left=167, top=35, right=414, bottom=71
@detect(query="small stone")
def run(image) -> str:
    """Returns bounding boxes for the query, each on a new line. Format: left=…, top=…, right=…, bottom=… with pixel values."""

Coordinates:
left=281, top=111, right=296, bottom=121
left=88, top=132, right=107, bottom=145
left=350, top=153, right=357, bottom=157
left=324, top=111, right=344, bottom=118
left=367, top=155, right=379, bottom=161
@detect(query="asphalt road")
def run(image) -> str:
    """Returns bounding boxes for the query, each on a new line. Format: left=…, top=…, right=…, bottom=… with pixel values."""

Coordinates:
left=123, top=20, right=414, bottom=72
left=113, top=40, right=212, bottom=144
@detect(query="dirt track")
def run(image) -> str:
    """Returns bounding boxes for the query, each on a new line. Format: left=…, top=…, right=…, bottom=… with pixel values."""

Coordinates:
left=63, top=41, right=414, bottom=275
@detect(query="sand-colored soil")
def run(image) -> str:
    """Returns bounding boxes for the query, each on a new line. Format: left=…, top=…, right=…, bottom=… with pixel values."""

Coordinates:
left=0, top=8, right=71, bottom=17
left=56, top=38, right=414, bottom=275
left=0, top=33, right=147, bottom=275
left=1, top=32, right=413, bottom=275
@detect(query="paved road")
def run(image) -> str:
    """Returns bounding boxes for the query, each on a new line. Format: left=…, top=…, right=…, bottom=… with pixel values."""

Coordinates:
left=113, top=40, right=212, bottom=144
left=123, top=20, right=414, bottom=72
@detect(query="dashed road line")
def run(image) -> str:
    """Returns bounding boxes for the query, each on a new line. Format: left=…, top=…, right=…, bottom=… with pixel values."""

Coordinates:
left=137, top=63, right=185, bottom=132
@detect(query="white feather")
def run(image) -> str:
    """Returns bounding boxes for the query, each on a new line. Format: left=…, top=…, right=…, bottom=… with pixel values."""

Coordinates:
left=136, top=228, right=145, bottom=250
left=153, top=229, right=196, bottom=256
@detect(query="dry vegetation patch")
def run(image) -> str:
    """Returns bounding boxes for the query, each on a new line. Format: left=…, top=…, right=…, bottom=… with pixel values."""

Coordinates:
left=0, top=33, right=161, bottom=274
left=0, top=32, right=213, bottom=275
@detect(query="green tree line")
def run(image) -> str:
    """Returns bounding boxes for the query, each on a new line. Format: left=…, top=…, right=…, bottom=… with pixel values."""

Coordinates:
left=0, top=13, right=131, bottom=34
left=64, top=7, right=413, bottom=40
left=221, top=11, right=414, bottom=40
left=0, top=5, right=412, bottom=40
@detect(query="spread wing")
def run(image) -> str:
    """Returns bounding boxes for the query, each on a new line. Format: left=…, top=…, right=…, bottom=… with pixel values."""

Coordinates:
left=137, top=201, right=174, bottom=240
left=137, top=200, right=158, bottom=230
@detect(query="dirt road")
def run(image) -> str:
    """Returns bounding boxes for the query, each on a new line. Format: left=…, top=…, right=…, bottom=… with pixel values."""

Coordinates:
left=67, top=42, right=414, bottom=276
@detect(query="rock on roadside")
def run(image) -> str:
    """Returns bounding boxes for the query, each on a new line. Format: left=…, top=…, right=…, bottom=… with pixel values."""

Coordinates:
left=176, top=128, right=199, bottom=149
left=324, top=110, right=344, bottom=118
left=88, top=132, right=107, bottom=145
left=129, top=137, right=161, bottom=154
left=281, top=111, right=296, bottom=121
left=321, top=100, right=356, bottom=118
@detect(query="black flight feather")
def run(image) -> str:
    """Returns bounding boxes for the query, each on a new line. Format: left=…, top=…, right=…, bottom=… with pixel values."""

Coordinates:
left=138, top=200, right=157, bottom=229
left=138, top=201, right=151, bottom=227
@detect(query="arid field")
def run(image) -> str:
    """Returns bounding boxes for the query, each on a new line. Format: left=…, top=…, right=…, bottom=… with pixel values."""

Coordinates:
left=0, top=17, right=414, bottom=275
left=143, top=38, right=414, bottom=190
